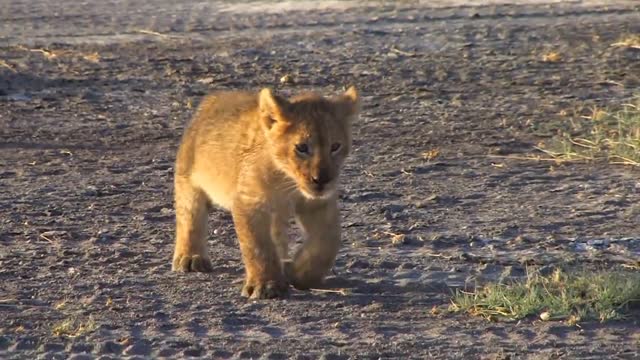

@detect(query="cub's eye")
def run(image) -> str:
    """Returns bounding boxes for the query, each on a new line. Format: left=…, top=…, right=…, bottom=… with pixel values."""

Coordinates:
left=331, top=143, right=342, bottom=153
left=295, top=143, right=310, bottom=155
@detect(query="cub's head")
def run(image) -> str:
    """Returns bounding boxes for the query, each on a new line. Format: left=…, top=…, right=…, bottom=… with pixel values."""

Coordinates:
left=258, top=86, right=360, bottom=200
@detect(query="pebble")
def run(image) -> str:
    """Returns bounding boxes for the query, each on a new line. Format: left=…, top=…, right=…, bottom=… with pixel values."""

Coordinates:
left=82, top=186, right=99, bottom=197
left=197, top=77, right=214, bottom=84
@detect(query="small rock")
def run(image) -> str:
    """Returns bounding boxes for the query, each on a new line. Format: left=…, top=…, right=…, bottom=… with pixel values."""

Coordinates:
left=575, top=243, right=588, bottom=251
left=587, top=239, right=609, bottom=248
left=82, top=186, right=99, bottom=196
left=279, top=74, right=294, bottom=84
left=386, top=51, right=399, bottom=59
left=197, top=77, right=214, bottom=84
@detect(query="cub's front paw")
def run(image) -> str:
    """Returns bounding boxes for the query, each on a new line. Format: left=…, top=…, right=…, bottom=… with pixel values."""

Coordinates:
left=172, top=253, right=214, bottom=273
left=241, top=277, right=289, bottom=299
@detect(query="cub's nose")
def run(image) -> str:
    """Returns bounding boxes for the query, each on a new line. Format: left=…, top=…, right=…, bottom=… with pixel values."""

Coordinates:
left=310, top=171, right=331, bottom=189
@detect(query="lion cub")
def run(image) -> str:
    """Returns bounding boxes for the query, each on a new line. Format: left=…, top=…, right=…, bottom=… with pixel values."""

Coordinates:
left=172, top=86, right=360, bottom=299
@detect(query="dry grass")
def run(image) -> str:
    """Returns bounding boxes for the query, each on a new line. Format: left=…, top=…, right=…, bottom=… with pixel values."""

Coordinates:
left=0, top=59, right=17, bottom=72
left=449, top=268, right=640, bottom=323
left=536, top=98, right=640, bottom=166
left=541, top=51, right=562, bottom=63
left=15, top=45, right=100, bottom=63
left=52, top=316, right=96, bottom=337
left=421, top=148, right=440, bottom=161
left=611, top=34, right=640, bottom=49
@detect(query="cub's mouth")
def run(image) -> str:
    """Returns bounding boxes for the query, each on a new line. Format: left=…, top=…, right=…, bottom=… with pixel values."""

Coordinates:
left=299, top=181, right=336, bottom=200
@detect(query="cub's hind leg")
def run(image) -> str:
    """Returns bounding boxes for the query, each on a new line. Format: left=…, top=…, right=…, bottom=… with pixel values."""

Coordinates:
left=172, top=175, right=214, bottom=272
left=286, top=198, right=341, bottom=290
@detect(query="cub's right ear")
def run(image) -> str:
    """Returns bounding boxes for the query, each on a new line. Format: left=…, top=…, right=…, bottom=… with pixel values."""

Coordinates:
left=338, top=85, right=361, bottom=121
left=259, top=88, right=288, bottom=130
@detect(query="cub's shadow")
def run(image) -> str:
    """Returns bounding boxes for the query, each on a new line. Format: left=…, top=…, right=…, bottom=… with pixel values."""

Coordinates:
left=289, top=275, right=450, bottom=307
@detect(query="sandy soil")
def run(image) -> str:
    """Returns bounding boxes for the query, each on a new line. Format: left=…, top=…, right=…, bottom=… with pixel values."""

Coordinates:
left=1, top=0, right=640, bottom=359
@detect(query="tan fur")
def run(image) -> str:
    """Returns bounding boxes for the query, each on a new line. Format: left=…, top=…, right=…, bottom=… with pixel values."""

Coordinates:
left=172, top=86, right=360, bottom=299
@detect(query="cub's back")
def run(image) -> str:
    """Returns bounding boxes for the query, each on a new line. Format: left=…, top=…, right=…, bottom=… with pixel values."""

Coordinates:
left=175, top=91, right=268, bottom=210
left=175, top=91, right=261, bottom=175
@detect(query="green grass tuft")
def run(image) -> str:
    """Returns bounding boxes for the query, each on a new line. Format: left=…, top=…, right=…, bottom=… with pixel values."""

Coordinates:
left=449, top=268, right=640, bottom=323
left=537, top=98, right=640, bottom=166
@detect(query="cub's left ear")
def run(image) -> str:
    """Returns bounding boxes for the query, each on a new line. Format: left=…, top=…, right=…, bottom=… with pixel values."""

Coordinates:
left=337, top=85, right=361, bottom=120
left=259, top=88, right=289, bottom=130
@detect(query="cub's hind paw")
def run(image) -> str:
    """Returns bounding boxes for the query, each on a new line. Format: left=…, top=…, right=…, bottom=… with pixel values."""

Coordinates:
left=283, top=260, right=324, bottom=290
left=241, top=279, right=289, bottom=299
left=172, top=254, right=214, bottom=273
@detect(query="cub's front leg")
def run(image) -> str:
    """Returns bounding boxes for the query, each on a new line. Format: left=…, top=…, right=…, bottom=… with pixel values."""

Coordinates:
left=286, top=197, right=342, bottom=290
left=232, top=201, right=289, bottom=299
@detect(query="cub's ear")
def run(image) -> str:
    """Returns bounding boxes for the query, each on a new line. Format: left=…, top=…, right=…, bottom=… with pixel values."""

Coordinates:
left=338, top=85, right=361, bottom=120
left=259, top=88, right=289, bottom=130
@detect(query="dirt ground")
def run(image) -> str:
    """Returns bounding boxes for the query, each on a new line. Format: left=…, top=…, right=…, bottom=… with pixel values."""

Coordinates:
left=1, top=0, right=640, bottom=359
